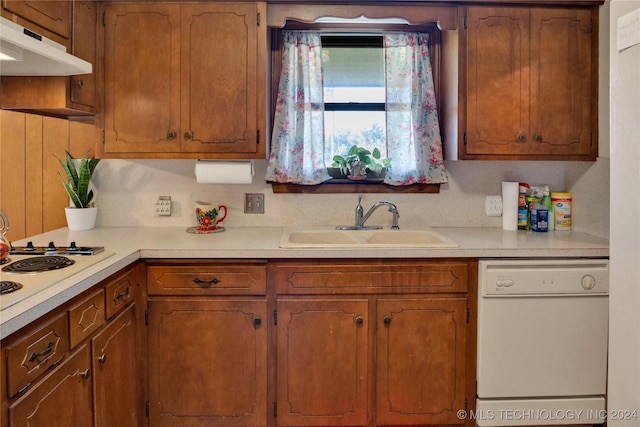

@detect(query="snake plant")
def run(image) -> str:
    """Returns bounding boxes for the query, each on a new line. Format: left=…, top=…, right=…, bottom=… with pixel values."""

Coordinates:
left=57, top=151, right=100, bottom=208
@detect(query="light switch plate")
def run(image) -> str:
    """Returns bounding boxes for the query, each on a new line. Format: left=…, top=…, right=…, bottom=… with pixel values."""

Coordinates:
left=244, top=193, right=264, bottom=214
left=485, top=195, right=503, bottom=217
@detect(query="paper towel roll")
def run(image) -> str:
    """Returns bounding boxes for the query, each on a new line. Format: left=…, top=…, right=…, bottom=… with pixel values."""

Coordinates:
left=195, top=160, right=254, bottom=184
left=502, top=181, right=519, bottom=230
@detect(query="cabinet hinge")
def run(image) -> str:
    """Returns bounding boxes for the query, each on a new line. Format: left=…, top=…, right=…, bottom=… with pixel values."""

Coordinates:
left=102, top=129, right=105, bottom=145
left=256, top=129, right=261, bottom=145
left=464, top=14, right=467, bottom=30
left=273, top=309, right=277, bottom=326
left=590, top=133, right=593, bottom=148
left=145, top=309, right=148, bottom=326
left=146, top=401, right=149, bottom=417
left=273, top=401, right=277, bottom=417
left=466, top=306, right=470, bottom=324
left=463, top=132, right=467, bottom=146
left=102, top=11, right=106, bottom=27
left=257, top=11, right=261, bottom=27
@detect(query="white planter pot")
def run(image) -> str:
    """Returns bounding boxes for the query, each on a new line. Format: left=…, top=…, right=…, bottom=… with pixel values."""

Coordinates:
left=65, top=207, right=97, bottom=231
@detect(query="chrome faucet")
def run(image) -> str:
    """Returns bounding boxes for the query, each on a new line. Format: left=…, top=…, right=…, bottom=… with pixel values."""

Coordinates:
left=339, top=196, right=400, bottom=230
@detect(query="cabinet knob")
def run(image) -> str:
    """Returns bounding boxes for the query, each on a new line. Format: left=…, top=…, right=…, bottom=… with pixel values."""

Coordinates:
left=253, top=317, right=262, bottom=327
left=355, top=316, right=364, bottom=325
left=76, top=79, right=84, bottom=88
left=535, top=133, right=543, bottom=142
left=383, top=316, right=392, bottom=325
left=81, top=369, right=91, bottom=380
left=184, top=131, right=193, bottom=140
left=517, top=133, right=527, bottom=142
left=98, top=354, right=107, bottom=364
left=167, top=131, right=176, bottom=140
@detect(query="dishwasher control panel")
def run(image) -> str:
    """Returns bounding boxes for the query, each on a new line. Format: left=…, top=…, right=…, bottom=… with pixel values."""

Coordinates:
left=479, top=258, right=609, bottom=295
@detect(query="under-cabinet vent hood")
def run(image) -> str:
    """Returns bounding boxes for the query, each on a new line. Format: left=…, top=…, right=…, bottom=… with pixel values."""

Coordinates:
left=0, top=16, right=92, bottom=76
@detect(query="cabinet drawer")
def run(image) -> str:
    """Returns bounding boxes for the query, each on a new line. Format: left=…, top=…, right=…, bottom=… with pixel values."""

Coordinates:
left=105, top=269, right=137, bottom=319
left=271, top=260, right=469, bottom=294
left=68, top=289, right=106, bottom=349
left=148, top=263, right=267, bottom=295
left=5, top=314, right=69, bottom=398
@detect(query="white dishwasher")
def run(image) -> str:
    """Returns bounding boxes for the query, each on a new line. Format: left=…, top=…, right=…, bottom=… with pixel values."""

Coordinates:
left=476, top=258, right=609, bottom=426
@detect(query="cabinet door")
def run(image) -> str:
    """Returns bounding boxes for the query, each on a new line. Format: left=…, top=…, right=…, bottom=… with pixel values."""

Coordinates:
left=92, top=304, right=139, bottom=427
left=464, top=7, right=530, bottom=157
left=2, top=0, right=71, bottom=39
left=276, top=299, right=368, bottom=426
left=69, top=0, right=96, bottom=110
left=103, top=3, right=181, bottom=154
left=148, top=298, right=267, bottom=427
left=9, top=344, right=93, bottom=426
left=180, top=2, right=265, bottom=155
left=529, top=8, right=594, bottom=157
left=376, top=298, right=467, bottom=426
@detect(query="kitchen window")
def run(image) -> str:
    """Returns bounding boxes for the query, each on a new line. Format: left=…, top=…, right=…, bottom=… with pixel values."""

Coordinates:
left=266, top=26, right=448, bottom=192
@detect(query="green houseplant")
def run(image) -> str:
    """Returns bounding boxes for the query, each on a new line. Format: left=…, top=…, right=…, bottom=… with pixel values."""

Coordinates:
left=331, top=145, right=391, bottom=180
left=58, top=151, right=100, bottom=230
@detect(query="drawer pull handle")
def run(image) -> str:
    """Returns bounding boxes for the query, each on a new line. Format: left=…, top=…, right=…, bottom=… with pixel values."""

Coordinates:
left=383, top=316, right=392, bottom=325
left=81, top=369, right=91, bottom=379
left=29, top=342, right=54, bottom=362
left=193, top=277, right=220, bottom=286
left=355, top=316, right=364, bottom=325
left=115, top=287, right=130, bottom=300
left=98, top=354, right=107, bottom=364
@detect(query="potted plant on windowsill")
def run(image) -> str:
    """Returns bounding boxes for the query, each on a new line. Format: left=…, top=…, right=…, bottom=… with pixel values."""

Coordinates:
left=330, top=145, right=391, bottom=181
left=58, top=151, right=100, bottom=231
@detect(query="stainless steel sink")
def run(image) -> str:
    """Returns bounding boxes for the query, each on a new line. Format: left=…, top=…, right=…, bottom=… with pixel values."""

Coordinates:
left=279, top=227, right=459, bottom=248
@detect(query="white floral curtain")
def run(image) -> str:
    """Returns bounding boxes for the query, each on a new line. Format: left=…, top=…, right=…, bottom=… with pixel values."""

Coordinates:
left=266, top=31, right=448, bottom=186
left=384, top=32, right=448, bottom=185
left=265, top=31, right=330, bottom=184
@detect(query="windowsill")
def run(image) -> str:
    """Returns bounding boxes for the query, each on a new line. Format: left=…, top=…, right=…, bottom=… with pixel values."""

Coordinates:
left=270, top=180, right=440, bottom=194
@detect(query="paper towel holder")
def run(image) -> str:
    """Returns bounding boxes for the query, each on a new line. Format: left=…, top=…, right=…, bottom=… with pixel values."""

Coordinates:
left=194, top=159, right=254, bottom=184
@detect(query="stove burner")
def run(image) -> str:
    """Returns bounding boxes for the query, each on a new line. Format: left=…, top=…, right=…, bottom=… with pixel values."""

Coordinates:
left=2, top=256, right=75, bottom=273
left=0, top=281, right=23, bottom=294
left=1, top=257, right=10, bottom=265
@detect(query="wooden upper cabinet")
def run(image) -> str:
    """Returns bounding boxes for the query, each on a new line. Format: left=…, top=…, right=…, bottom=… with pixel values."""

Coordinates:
left=69, top=0, right=97, bottom=110
left=102, top=3, right=182, bottom=154
left=100, top=2, right=266, bottom=159
left=2, top=0, right=71, bottom=40
left=0, top=1, right=96, bottom=119
left=461, top=6, right=597, bottom=160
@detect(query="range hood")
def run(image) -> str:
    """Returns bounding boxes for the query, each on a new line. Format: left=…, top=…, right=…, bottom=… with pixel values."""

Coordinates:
left=0, top=16, right=91, bottom=76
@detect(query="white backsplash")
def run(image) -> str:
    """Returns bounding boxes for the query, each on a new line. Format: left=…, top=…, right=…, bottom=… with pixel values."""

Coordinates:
left=93, top=157, right=610, bottom=238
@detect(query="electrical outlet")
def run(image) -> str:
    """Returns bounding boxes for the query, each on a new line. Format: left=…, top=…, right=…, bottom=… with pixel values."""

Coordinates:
left=155, top=196, right=172, bottom=216
left=244, top=193, right=264, bottom=214
left=485, top=195, right=503, bottom=217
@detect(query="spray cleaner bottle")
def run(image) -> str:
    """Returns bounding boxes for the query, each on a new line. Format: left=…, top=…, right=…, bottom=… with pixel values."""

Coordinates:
left=542, top=186, right=554, bottom=231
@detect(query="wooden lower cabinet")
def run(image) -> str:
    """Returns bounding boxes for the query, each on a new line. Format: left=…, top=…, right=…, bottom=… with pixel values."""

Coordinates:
left=92, top=303, right=140, bottom=427
left=9, top=344, right=93, bottom=426
left=376, top=298, right=467, bottom=425
left=147, top=298, right=268, bottom=427
left=271, top=259, right=475, bottom=427
left=1, top=263, right=142, bottom=427
left=276, top=299, right=369, bottom=426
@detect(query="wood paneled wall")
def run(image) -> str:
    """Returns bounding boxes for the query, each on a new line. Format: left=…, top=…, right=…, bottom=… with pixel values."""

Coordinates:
left=0, top=111, right=95, bottom=242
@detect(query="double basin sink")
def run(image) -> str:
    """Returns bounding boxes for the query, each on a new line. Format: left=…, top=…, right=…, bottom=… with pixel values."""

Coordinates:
left=279, top=227, right=459, bottom=248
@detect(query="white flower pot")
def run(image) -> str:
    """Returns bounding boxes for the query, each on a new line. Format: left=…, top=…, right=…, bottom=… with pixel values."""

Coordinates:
left=65, top=207, right=97, bottom=231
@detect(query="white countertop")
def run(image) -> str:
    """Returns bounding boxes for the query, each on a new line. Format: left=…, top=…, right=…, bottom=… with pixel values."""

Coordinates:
left=0, top=226, right=609, bottom=339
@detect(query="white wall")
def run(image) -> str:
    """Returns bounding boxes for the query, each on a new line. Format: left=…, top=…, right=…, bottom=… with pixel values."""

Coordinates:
left=93, top=157, right=609, bottom=236
left=608, top=0, right=640, bottom=422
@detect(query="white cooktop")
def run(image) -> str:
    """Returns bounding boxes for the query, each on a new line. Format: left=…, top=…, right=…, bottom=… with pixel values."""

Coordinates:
left=0, top=251, right=114, bottom=310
